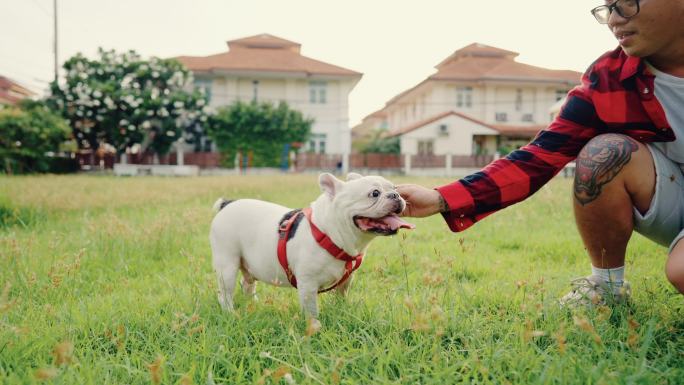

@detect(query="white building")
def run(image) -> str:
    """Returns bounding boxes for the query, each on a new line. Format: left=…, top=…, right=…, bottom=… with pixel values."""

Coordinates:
left=177, top=34, right=362, bottom=155
left=357, top=43, right=582, bottom=157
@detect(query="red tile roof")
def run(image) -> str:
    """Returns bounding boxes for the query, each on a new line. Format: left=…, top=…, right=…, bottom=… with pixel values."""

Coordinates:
left=176, top=34, right=361, bottom=77
left=431, top=43, right=580, bottom=83
left=0, top=76, right=13, bottom=89
left=435, top=43, right=519, bottom=68
left=0, top=75, right=35, bottom=106
left=228, top=34, right=301, bottom=52
left=363, top=108, right=387, bottom=121
left=0, top=94, right=21, bottom=105
left=380, top=43, right=581, bottom=109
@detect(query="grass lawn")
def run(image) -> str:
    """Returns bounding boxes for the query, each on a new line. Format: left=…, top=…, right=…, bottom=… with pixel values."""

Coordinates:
left=1, top=174, right=683, bottom=384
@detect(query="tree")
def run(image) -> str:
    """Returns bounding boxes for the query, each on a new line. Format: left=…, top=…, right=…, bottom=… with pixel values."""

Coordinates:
left=359, top=129, right=400, bottom=154
left=48, top=48, right=208, bottom=156
left=0, top=100, right=71, bottom=173
left=208, top=101, right=312, bottom=167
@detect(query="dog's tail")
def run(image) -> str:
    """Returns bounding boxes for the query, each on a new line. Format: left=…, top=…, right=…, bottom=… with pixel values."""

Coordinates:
left=213, top=198, right=235, bottom=213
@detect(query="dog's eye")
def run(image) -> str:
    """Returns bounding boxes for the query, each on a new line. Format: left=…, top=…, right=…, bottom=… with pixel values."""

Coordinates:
left=370, top=189, right=381, bottom=198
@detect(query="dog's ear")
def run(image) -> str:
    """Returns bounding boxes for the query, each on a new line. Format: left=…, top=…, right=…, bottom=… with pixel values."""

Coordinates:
left=319, top=173, right=343, bottom=198
left=346, top=172, right=363, bottom=181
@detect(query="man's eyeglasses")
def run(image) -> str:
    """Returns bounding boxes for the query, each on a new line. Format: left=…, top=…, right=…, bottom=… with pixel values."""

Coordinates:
left=591, top=0, right=640, bottom=24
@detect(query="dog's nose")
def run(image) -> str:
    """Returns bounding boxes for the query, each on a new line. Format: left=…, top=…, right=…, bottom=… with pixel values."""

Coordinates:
left=387, top=192, right=399, bottom=200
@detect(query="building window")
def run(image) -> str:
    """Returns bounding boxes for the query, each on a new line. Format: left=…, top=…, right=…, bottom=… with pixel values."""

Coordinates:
left=308, top=133, right=327, bottom=153
left=309, top=81, right=327, bottom=104
left=515, top=89, right=523, bottom=111
left=417, top=140, right=434, bottom=156
left=522, top=113, right=534, bottom=122
left=555, top=89, right=569, bottom=101
left=437, top=124, right=449, bottom=137
left=495, top=112, right=508, bottom=122
left=252, top=80, right=259, bottom=102
left=194, top=79, right=212, bottom=102
left=456, top=86, right=473, bottom=108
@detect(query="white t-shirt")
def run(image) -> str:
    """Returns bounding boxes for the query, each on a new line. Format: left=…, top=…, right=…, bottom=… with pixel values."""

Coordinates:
left=648, top=62, right=684, bottom=163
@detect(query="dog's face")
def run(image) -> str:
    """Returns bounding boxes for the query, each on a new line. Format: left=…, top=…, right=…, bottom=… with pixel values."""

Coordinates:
left=319, top=172, right=414, bottom=235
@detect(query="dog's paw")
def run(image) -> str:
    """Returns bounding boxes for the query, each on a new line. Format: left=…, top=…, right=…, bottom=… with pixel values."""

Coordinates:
left=218, top=298, right=235, bottom=312
left=305, top=318, right=322, bottom=336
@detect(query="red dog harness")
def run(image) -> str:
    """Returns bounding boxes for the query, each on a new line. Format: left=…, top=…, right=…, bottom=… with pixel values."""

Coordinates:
left=277, top=207, right=364, bottom=293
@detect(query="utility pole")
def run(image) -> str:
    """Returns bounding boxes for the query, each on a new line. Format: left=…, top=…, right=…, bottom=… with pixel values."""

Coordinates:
left=53, top=0, right=58, bottom=83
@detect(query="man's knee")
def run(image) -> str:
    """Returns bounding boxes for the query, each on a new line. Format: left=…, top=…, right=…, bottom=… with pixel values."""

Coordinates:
left=574, top=134, right=645, bottom=205
left=666, top=257, right=684, bottom=294
left=577, top=134, right=643, bottom=169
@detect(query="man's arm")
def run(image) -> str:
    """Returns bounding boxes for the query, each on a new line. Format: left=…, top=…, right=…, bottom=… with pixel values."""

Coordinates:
left=398, top=69, right=602, bottom=232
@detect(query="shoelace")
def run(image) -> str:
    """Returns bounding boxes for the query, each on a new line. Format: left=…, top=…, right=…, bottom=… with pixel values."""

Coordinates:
left=569, top=277, right=627, bottom=300
left=564, top=277, right=605, bottom=305
left=569, top=277, right=599, bottom=291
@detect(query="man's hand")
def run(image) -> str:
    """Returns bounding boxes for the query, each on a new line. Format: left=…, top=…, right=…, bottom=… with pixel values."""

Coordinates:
left=396, top=184, right=449, bottom=218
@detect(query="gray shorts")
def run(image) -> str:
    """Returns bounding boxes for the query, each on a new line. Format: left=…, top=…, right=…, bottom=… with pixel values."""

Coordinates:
left=634, top=144, right=684, bottom=253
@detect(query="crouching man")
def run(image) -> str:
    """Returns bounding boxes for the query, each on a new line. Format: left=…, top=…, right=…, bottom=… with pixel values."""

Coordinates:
left=398, top=0, right=684, bottom=306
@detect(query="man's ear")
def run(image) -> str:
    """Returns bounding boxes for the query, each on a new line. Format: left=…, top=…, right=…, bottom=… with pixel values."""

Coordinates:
left=319, top=173, right=343, bottom=199
left=346, top=172, right=363, bottom=181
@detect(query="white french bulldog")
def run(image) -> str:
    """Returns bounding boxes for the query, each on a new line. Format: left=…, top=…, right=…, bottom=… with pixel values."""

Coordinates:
left=209, top=172, right=414, bottom=327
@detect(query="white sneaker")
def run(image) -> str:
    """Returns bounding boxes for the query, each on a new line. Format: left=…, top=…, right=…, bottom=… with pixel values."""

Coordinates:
left=559, top=275, right=631, bottom=307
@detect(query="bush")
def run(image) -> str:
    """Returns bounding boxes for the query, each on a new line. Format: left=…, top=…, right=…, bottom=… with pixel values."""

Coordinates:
left=46, top=156, right=80, bottom=174
left=208, top=101, right=312, bottom=167
left=360, top=129, right=400, bottom=154
left=0, top=100, right=71, bottom=174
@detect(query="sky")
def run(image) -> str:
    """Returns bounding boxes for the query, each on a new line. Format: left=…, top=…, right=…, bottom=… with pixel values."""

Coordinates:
left=1, top=0, right=619, bottom=125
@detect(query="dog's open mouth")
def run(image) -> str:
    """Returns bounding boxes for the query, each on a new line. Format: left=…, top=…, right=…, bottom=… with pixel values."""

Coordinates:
left=354, top=214, right=415, bottom=235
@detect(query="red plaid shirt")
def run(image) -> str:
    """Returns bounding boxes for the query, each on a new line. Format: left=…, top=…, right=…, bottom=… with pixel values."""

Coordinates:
left=437, top=46, right=675, bottom=232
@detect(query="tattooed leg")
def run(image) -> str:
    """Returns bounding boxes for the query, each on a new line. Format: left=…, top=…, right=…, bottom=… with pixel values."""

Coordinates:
left=573, top=134, right=655, bottom=268
left=574, top=134, right=639, bottom=205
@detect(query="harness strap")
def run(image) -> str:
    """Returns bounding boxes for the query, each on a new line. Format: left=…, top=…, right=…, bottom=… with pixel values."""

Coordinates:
left=277, top=210, right=303, bottom=288
left=276, top=207, right=364, bottom=293
left=302, top=208, right=361, bottom=261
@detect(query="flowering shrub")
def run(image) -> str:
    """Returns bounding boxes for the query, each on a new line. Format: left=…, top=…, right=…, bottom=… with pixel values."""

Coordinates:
left=48, top=49, right=208, bottom=156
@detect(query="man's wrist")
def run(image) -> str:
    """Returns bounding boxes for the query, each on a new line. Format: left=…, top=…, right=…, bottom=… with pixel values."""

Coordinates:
left=437, top=192, right=450, bottom=213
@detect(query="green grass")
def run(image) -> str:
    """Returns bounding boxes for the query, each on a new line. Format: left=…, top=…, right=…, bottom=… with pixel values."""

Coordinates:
left=1, top=174, right=683, bottom=384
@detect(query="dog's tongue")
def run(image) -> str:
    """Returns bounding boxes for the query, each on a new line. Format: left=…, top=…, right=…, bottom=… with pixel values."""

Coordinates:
left=355, top=215, right=415, bottom=232
left=379, top=215, right=415, bottom=231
